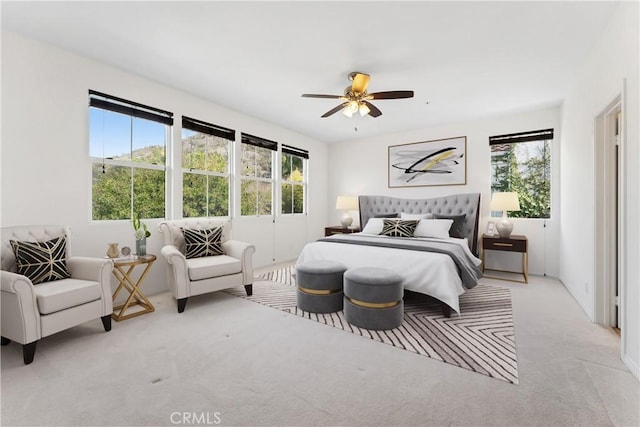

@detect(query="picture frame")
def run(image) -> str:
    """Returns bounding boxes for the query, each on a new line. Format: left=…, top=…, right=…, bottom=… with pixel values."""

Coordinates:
left=388, top=136, right=467, bottom=187
left=486, top=221, right=496, bottom=236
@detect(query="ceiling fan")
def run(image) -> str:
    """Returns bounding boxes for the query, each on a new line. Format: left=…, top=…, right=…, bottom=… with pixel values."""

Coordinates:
left=301, top=72, right=414, bottom=118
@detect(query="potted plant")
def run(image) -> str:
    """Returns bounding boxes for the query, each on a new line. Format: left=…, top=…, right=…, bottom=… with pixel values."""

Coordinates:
left=133, top=213, right=151, bottom=256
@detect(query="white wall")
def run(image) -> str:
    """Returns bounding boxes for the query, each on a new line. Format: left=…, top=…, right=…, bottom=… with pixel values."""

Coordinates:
left=559, top=2, right=639, bottom=378
left=1, top=30, right=329, bottom=296
left=328, top=106, right=562, bottom=277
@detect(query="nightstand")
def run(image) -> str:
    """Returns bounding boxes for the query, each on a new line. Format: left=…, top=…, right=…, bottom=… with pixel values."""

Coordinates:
left=481, top=234, right=528, bottom=283
left=324, top=226, right=360, bottom=237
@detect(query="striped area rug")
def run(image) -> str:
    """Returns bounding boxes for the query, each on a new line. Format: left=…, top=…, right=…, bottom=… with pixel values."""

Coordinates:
left=228, top=264, right=518, bottom=384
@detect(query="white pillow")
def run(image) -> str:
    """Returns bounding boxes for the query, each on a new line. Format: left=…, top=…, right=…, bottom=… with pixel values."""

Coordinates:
left=361, top=218, right=385, bottom=235
left=400, top=212, right=433, bottom=220
left=414, top=219, right=453, bottom=239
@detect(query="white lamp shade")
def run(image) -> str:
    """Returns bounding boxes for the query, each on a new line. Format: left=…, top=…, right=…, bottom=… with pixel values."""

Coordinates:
left=336, top=195, right=358, bottom=210
left=490, top=192, right=521, bottom=212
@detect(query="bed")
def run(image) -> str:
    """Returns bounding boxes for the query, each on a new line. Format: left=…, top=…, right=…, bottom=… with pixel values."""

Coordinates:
left=296, top=193, right=482, bottom=315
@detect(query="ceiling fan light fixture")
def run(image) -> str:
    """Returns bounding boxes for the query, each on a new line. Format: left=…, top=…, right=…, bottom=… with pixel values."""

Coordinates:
left=342, top=100, right=359, bottom=117
left=358, top=102, right=370, bottom=116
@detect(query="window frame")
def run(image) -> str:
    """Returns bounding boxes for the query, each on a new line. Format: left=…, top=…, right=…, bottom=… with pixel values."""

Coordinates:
left=89, top=90, right=173, bottom=221
left=280, top=144, right=309, bottom=215
left=489, top=128, right=553, bottom=219
left=239, top=133, right=278, bottom=217
left=181, top=116, right=235, bottom=218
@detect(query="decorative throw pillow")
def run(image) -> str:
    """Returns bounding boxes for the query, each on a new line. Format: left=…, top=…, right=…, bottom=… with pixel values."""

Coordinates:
left=379, top=219, right=419, bottom=238
left=10, top=236, right=70, bottom=284
left=414, top=219, right=454, bottom=239
left=400, top=212, right=433, bottom=220
left=182, top=227, right=225, bottom=259
left=433, top=213, right=466, bottom=238
left=361, top=218, right=384, bottom=235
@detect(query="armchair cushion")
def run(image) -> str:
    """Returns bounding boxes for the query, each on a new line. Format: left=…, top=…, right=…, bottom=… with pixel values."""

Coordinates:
left=9, top=236, right=70, bottom=284
left=187, top=255, right=241, bottom=281
left=182, top=227, right=224, bottom=258
left=33, top=278, right=102, bottom=315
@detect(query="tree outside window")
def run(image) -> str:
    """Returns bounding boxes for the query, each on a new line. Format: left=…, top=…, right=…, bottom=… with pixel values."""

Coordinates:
left=89, top=92, right=170, bottom=221
left=281, top=146, right=307, bottom=214
left=490, top=129, right=552, bottom=219
left=240, top=134, right=275, bottom=216
left=182, top=117, right=233, bottom=218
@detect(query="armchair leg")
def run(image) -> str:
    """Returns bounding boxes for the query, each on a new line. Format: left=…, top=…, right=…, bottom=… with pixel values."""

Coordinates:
left=1, top=337, right=11, bottom=346
left=177, top=298, right=188, bottom=313
left=23, top=341, right=38, bottom=365
left=101, top=315, right=112, bottom=332
left=244, top=284, right=253, bottom=296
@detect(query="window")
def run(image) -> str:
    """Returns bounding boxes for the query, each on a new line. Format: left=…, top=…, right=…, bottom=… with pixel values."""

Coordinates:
left=281, top=145, right=308, bottom=214
left=489, top=128, right=553, bottom=219
left=89, top=91, right=172, bottom=220
left=182, top=116, right=234, bottom=217
left=240, top=133, right=276, bottom=216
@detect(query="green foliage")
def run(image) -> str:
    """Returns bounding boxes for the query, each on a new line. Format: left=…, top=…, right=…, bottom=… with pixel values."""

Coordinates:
left=133, top=212, right=151, bottom=238
left=92, top=145, right=166, bottom=221
left=491, top=141, right=551, bottom=219
left=182, top=133, right=230, bottom=217
left=93, top=134, right=307, bottom=220
left=281, top=154, right=304, bottom=214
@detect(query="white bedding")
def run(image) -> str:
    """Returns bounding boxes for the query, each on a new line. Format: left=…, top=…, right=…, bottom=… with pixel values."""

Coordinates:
left=296, top=234, right=481, bottom=313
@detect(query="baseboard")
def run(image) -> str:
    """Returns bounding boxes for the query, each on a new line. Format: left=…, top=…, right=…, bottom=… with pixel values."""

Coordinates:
left=558, top=277, right=595, bottom=322
left=623, top=354, right=640, bottom=381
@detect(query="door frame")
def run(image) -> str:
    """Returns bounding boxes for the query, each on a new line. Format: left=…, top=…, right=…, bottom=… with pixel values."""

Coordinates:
left=593, top=82, right=627, bottom=358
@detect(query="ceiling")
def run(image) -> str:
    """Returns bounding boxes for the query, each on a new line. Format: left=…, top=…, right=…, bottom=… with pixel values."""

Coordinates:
left=1, top=1, right=618, bottom=144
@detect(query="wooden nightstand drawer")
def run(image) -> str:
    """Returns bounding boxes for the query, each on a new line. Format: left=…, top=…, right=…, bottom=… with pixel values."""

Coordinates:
left=482, top=235, right=527, bottom=253
left=325, top=226, right=360, bottom=237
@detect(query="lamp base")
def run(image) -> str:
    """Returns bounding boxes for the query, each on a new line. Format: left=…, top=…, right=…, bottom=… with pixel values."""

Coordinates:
left=496, top=220, right=514, bottom=238
left=340, top=213, right=353, bottom=228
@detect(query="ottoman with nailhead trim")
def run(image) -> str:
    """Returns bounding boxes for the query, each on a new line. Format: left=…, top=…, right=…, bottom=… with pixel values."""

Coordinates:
left=295, top=260, right=347, bottom=313
left=343, top=267, right=403, bottom=330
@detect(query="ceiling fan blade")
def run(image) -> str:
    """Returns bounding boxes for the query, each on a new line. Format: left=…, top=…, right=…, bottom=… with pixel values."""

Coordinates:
left=301, top=94, right=344, bottom=99
left=363, top=101, right=382, bottom=118
left=369, top=90, right=414, bottom=100
left=351, top=73, right=370, bottom=94
left=321, top=102, right=349, bottom=118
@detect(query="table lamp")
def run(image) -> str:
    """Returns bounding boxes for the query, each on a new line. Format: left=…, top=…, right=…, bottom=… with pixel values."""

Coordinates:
left=490, top=192, right=520, bottom=238
left=336, top=196, right=358, bottom=228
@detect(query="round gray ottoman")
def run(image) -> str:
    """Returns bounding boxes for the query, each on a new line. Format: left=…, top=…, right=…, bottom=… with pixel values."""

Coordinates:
left=344, top=267, right=404, bottom=330
left=296, top=260, right=347, bottom=313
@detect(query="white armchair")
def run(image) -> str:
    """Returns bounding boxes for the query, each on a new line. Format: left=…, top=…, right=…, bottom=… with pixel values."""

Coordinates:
left=159, top=219, right=255, bottom=313
left=1, top=225, right=113, bottom=364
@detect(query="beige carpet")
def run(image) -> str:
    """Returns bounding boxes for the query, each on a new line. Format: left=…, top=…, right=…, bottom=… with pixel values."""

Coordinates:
left=1, top=273, right=637, bottom=426
left=228, top=263, right=518, bottom=383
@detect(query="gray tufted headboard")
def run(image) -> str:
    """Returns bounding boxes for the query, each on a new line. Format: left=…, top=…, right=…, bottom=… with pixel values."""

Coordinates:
left=358, top=193, right=481, bottom=254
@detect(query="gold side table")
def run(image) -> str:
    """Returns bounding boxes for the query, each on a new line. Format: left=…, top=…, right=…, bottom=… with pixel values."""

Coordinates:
left=111, top=254, right=156, bottom=321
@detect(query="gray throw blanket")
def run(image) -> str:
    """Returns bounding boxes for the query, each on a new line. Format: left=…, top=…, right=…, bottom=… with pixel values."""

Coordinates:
left=318, top=234, right=482, bottom=289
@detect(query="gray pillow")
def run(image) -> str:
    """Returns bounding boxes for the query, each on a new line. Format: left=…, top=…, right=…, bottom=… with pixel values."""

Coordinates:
left=433, top=213, right=466, bottom=239
left=374, top=212, right=399, bottom=218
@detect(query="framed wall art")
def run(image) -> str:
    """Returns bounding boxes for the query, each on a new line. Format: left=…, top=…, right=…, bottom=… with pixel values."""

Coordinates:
left=486, top=221, right=497, bottom=236
left=388, top=136, right=467, bottom=188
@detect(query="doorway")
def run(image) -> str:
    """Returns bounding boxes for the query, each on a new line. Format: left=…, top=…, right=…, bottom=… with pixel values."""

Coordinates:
left=594, top=95, right=624, bottom=333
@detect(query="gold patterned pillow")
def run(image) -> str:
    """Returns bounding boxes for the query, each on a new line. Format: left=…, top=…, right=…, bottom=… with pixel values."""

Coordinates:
left=379, top=219, right=419, bottom=238
left=10, top=236, right=70, bottom=284
left=181, top=227, right=225, bottom=259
